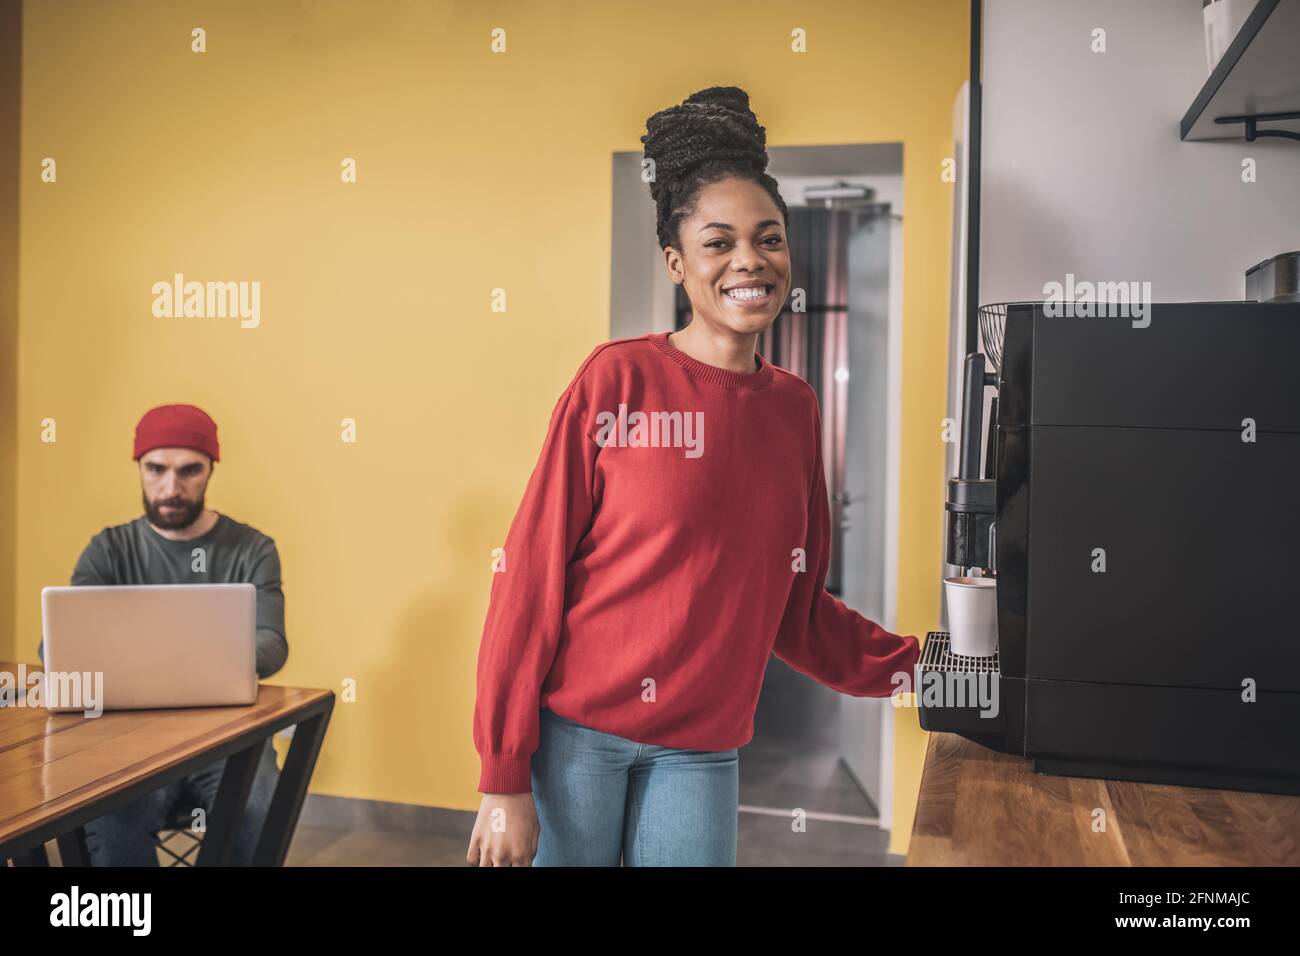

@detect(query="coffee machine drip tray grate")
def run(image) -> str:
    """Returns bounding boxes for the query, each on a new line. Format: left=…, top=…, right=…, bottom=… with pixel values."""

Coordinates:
left=919, top=631, right=1000, bottom=674
left=916, top=632, right=1008, bottom=745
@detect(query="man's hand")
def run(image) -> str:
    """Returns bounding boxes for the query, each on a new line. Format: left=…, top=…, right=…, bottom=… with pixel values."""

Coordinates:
left=467, top=792, right=539, bottom=866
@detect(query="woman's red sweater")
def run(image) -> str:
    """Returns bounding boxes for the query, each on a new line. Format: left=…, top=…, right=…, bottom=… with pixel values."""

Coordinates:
left=473, top=331, right=919, bottom=793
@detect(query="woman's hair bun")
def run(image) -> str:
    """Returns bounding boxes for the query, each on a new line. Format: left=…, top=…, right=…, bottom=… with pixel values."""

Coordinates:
left=640, top=85, right=770, bottom=204
left=639, top=85, right=787, bottom=250
left=683, top=86, right=757, bottom=125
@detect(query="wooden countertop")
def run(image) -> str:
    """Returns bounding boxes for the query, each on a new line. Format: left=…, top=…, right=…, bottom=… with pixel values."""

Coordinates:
left=907, top=732, right=1300, bottom=865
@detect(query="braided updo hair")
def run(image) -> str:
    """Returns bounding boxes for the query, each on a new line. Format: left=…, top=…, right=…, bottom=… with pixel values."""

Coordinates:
left=640, top=86, right=789, bottom=251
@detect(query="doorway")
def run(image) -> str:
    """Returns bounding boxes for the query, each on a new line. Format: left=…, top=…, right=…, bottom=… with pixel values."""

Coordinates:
left=609, top=143, right=904, bottom=863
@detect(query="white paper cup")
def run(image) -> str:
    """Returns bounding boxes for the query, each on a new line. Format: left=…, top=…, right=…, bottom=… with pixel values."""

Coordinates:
left=944, top=576, right=998, bottom=657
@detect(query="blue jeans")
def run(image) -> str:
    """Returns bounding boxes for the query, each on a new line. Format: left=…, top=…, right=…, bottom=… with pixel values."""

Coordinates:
left=531, top=707, right=739, bottom=866
left=81, top=737, right=281, bottom=866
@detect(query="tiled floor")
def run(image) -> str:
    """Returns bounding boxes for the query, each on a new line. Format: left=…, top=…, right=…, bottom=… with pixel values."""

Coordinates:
left=736, top=738, right=893, bottom=866
left=284, top=737, right=893, bottom=866
left=286, top=824, right=470, bottom=866
left=32, top=691, right=893, bottom=867
left=36, top=740, right=891, bottom=866
left=286, top=657, right=896, bottom=867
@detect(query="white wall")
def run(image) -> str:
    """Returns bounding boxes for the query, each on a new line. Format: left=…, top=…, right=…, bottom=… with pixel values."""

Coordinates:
left=610, top=152, right=674, bottom=340
left=980, top=0, right=1300, bottom=305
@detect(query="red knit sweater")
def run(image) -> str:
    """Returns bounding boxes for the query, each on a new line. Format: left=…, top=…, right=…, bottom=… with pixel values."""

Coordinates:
left=473, top=331, right=920, bottom=793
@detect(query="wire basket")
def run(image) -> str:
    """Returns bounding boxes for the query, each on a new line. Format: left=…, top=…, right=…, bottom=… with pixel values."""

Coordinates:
left=977, top=303, right=1007, bottom=375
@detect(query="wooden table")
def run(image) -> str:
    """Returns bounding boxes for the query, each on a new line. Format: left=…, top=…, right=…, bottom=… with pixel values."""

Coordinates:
left=0, top=661, right=334, bottom=866
left=908, top=731, right=1300, bottom=865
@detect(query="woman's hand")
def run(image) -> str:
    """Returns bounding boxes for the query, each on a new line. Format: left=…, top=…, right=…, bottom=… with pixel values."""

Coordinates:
left=467, top=792, right=539, bottom=866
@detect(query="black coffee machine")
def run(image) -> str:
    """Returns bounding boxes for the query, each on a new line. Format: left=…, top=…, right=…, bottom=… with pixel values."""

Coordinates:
left=918, top=300, right=1300, bottom=795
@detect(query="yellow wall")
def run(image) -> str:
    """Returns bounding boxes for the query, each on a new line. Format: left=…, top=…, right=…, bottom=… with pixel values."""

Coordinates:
left=1, top=0, right=18, bottom=674
left=7, top=0, right=966, bottom=856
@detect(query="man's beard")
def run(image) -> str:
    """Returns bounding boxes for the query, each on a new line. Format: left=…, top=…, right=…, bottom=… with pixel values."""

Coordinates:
left=143, top=490, right=205, bottom=531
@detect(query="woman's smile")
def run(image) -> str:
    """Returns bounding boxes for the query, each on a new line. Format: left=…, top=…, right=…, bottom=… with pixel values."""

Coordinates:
left=721, top=281, right=775, bottom=311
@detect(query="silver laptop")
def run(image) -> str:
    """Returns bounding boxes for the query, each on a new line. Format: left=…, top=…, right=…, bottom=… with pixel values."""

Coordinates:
left=41, top=583, right=258, bottom=711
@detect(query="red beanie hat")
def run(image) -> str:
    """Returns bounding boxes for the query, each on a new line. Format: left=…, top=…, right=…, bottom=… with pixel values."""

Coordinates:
left=133, top=403, right=220, bottom=462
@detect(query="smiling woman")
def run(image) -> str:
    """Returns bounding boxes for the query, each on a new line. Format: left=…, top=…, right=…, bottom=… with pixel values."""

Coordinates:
left=641, top=87, right=793, bottom=363
left=466, top=85, right=918, bottom=868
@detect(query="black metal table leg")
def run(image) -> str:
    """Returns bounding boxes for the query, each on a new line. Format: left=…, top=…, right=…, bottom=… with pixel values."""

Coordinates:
left=196, top=740, right=263, bottom=866
left=11, top=843, right=51, bottom=866
left=252, top=702, right=333, bottom=866
left=56, top=827, right=91, bottom=866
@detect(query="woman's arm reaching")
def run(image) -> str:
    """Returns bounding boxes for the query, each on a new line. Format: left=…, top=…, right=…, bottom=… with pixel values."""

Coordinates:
left=771, top=400, right=919, bottom=696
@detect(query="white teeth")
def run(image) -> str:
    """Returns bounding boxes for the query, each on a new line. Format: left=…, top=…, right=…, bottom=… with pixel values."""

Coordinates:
left=725, top=286, right=769, bottom=300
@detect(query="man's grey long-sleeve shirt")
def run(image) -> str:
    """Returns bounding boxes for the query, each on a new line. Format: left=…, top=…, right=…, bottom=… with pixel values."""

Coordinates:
left=37, top=512, right=288, bottom=679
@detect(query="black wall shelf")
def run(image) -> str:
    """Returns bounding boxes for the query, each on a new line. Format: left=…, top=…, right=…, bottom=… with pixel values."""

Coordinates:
left=1180, top=0, right=1300, bottom=143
